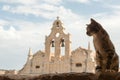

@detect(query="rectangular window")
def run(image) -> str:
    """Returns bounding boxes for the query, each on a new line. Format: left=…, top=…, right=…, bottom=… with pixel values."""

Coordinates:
left=76, top=63, right=82, bottom=67
left=36, top=66, right=40, bottom=69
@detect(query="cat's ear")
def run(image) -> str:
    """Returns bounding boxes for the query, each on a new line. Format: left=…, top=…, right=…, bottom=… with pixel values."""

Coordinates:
left=90, top=18, right=96, bottom=23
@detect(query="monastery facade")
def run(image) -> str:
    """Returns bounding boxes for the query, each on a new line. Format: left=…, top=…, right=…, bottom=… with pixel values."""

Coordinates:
left=18, top=17, right=95, bottom=75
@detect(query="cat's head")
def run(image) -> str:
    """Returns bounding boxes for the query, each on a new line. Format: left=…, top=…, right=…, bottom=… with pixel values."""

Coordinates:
left=86, top=18, right=102, bottom=36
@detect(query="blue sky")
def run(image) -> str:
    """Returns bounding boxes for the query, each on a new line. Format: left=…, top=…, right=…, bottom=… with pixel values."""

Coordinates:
left=0, top=0, right=120, bottom=70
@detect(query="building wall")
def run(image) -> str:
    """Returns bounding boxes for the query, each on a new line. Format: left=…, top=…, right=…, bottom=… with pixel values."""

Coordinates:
left=0, top=70, right=5, bottom=75
left=0, top=69, right=18, bottom=75
left=18, top=17, right=95, bottom=75
left=19, top=48, right=95, bottom=75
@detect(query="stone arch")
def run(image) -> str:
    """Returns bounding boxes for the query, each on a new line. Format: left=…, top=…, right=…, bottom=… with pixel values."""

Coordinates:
left=50, top=39, right=55, bottom=54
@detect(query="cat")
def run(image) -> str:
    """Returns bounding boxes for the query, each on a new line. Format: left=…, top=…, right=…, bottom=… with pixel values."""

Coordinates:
left=86, top=18, right=119, bottom=74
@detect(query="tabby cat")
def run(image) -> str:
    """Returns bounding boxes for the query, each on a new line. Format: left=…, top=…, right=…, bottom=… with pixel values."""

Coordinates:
left=86, top=18, right=119, bottom=73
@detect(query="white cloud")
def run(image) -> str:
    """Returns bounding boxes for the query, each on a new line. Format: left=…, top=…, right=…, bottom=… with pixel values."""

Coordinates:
left=2, top=5, right=10, bottom=11
left=0, top=0, right=39, bottom=5
left=0, top=0, right=62, bottom=5
left=69, top=0, right=105, bottom=4
left=2, top=3, right=58, bottom=18
left=43, top=0, right=62, bottom=5
left=69, top=0, right=90, bottom=3
left=107, top=5, right=120, bottom=10
left=77, top=0, right=90, bottom=3
left=0, top=19, right=9, bottom=26
left=1, top=0, right=83, bottom=20
left=0, top=26, right=20, bottom=40
left=2, top=3, right=82, bottom=20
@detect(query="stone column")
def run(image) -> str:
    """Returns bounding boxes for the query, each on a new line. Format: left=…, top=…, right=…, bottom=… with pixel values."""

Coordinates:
left=55, top=39, right=60, bottom=60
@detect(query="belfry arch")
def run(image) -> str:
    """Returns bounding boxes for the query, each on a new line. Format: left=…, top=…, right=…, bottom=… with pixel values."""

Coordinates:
left=45, top=17, right=71, bottom=61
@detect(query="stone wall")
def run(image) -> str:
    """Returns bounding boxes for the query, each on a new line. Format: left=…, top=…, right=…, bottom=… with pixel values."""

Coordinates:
left=0, top=69, right=18, bottom=75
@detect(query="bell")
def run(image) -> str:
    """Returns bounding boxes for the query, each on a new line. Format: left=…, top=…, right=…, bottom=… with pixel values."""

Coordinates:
left=56, top=22, right=59, bottom=27
left=61, top=39, right=65, bottom=47
left=61, top=42, right=65, bottom=47
left=51, top=40, right=55, bottom=47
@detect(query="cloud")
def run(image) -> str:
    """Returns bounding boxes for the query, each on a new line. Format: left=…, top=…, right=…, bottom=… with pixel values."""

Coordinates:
left=0, top=0, right=62, bottom=5
left=76, top=0, right=90, bottom=3
left=69, top=0, right=102, bottom=4
left=2, top=3, right=82, bottom=20
left=2, top=4, right=59, bottom=18
left=1, top=0, right=63, bottom=20
left=0, top=19, right=9, bottom=26
left=2, top=5, right=10, bottom=11
left=0, top=26, right=20, bottom=40
left=0, top=0, right=39, bottom=5
left=1, top=0, right=84, bottom=21
left=69, top=0, right=90, bottom=3
left=107, top=5, right=120, bottom=10
left=43, top=0, right=62, bottom=5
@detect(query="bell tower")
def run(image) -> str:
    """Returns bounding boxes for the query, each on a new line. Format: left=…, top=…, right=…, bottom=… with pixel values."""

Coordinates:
left=45, top=17, right=71, bottom=61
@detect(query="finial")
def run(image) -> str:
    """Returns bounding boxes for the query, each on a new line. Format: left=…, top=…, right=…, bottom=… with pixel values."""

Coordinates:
left=28, top=48, right=33, bottom=56
left=57, top=16, right=59, bottom=20
left=88, top=41, right=90, bottom=50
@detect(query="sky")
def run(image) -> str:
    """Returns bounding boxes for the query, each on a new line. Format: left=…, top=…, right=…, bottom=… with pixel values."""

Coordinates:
left=0, top=0, right=120, bottom=70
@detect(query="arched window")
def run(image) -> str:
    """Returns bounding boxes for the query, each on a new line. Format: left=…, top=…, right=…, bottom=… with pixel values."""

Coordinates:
left=50, top=39, right=55, bottom=54
left=51, top=39, right=55, bottom=47
left=61, top=38, right=65, bottom=47
left=60, top=38, right=65, bottom=56
left=56, top=21, right=59, bottom=27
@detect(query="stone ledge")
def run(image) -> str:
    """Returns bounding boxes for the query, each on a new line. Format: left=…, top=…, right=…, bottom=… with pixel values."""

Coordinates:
left=0, top=72, right=120, bottom=80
